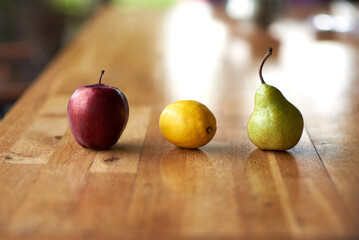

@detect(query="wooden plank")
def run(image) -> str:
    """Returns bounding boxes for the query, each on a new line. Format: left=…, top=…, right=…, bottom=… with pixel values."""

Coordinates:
left=121, top=111, right=354, bottom=239
left=305, top=113, right=359, bottom=230
left=0, top=94, right=68, bottom=164
left=2, top=107, right=150, bottom=237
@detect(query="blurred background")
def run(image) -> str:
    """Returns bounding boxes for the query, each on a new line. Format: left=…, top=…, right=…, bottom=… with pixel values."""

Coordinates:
left=0, top=0, right=358, bottom=119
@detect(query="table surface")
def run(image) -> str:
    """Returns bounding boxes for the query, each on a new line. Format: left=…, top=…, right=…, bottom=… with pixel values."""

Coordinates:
left=0, top=2, right=358, bottom=240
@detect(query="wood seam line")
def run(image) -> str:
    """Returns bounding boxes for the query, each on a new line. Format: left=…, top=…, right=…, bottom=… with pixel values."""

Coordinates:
left=87, top=151, right=99, bottom=171
left=126, top=109, right=154, bottom=202
left=119, top=110, right=153, bottom=227
left=303, top=127, right=351, bottom=216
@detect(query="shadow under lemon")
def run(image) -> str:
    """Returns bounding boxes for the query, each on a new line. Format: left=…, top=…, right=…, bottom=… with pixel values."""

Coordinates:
left=160, top=148, right=210, bottom=194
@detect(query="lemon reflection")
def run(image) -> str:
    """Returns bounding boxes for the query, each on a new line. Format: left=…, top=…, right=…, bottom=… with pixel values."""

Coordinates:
left=160, top=148, right=210, bottom=194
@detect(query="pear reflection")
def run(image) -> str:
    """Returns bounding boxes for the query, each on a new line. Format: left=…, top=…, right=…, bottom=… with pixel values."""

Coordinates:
left=246, top=149, right=300, bottom=201
left=160, top=148, right=210, bottom=194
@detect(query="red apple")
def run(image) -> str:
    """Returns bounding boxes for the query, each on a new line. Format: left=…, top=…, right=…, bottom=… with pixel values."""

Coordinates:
left=67, top=70, right=129, bottom=149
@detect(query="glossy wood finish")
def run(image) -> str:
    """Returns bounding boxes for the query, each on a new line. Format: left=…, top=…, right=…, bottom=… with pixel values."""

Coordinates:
left=0, top=2, right=358, bottom=239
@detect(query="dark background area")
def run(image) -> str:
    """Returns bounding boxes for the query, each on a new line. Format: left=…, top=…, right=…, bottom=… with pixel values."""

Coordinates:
left=0, top=0, right=105, bottom=118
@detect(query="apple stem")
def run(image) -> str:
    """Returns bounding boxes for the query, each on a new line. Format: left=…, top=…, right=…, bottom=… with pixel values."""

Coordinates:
left=259, top=47, right=272, bottom=85
left=99, top=70, right=105, bottom=86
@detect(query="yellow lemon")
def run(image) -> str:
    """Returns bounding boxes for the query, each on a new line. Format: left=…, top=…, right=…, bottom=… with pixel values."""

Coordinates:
left=159, top=100, right=216, bottom=149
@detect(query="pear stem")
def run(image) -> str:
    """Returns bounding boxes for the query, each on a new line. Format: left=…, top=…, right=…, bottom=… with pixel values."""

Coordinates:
left=98, top=70, right=105, bottom=86
left=259, top=47, right=272, bottom=85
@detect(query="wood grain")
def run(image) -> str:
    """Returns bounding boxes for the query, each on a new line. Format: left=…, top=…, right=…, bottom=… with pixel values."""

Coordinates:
left=0, top=2, right=358, bottom=240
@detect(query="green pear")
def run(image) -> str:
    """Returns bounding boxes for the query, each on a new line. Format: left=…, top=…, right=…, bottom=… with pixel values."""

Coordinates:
left=247, top=48, right=304, bottom=151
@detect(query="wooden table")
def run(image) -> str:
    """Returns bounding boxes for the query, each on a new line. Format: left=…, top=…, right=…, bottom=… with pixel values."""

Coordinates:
left=1, top=2, right=358, bottom=239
